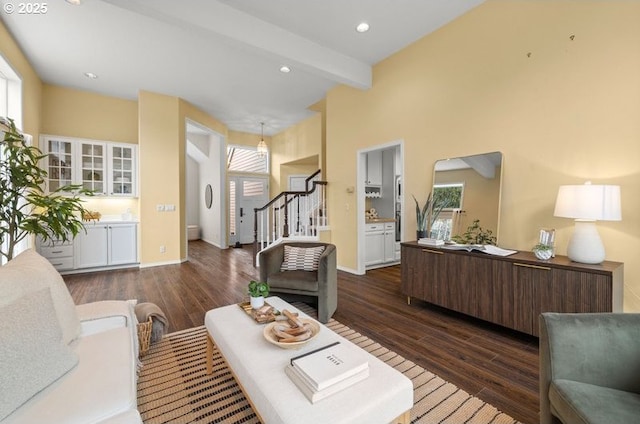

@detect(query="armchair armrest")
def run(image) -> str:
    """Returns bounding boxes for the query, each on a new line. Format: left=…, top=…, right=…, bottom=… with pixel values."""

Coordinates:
left=539, top=313, right=640, bottom=423
left=258, top=243, right=285, bottom=282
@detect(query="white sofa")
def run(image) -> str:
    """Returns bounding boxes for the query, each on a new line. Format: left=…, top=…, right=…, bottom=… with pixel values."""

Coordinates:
left=0, top=249, right=142, bottom=424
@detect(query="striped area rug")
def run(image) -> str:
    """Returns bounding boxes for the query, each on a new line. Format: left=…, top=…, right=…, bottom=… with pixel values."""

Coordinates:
left=137, top=307, right=521, bottom=424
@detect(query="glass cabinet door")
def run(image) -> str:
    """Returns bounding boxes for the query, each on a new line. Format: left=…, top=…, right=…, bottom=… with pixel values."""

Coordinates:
left=46, top=138, right=73, bottom=192
left=80, top=142, right=106, bottom=194
left=109, top=144, right=136, bottom=196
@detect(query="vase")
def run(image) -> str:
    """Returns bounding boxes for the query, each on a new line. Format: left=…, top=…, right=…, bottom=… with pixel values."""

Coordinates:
left=417, top=230, right=427, bottom=240
left=533, top=249, right=553, bottom=261
left=250, top=296, right=265, bottom=309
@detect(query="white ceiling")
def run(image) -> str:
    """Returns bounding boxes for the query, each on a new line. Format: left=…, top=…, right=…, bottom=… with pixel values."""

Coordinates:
left=0, top=0, right=483, bottom=135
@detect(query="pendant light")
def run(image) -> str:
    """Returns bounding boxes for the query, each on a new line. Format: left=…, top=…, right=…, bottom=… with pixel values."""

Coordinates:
left=256, top=122, right=268, bottom=158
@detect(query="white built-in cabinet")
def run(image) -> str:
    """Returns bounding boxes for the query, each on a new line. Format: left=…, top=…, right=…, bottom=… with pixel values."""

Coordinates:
left=365, top=150, right=383, bottom=186
left=37, top=222, right=138, bottom=273
left=365, top=222, right=397, bottom=267
left=41, top=135, right=137, bottom=197
left=75, top=223, right=138, bottom=268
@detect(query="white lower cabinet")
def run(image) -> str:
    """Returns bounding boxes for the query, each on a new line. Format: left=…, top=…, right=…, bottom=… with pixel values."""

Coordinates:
left=75, top=223, right=138, bottom=269
left=36, top=237, right=74, bottom=272
left=365, top=222, right=397, bottom=267
left=365, top=226, right=385, bottom=266
left=109, top=224, right=138, bottom=265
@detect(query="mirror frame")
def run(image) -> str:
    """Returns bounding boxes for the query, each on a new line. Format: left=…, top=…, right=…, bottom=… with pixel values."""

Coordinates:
left=205, top=184, right=213, bottom=209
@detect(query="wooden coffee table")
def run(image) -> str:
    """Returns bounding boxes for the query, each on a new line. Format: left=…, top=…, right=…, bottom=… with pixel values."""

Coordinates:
left=204, top=296, right=412, bottom=424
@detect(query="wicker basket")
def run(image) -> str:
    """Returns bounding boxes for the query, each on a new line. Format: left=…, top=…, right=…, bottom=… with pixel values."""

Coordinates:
left=137, top=317, right=153, bottom=357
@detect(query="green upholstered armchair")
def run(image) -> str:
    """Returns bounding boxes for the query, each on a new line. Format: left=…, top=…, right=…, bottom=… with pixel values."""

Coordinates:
left=539, top=313, right=640, bottom=424
left=258, top=242, right=337, bottom=323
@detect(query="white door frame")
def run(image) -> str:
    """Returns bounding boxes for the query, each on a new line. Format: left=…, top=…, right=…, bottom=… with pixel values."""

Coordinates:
left=356, top=139, right=404, bottom=275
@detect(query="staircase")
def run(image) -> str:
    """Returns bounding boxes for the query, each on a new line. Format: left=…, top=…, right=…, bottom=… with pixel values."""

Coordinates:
left=253, top=170, right=327, bottom=264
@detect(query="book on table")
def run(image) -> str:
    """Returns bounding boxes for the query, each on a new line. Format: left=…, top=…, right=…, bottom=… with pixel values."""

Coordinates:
left=289, top=341, right=369, bottom=391
left=417, top=238, right=444, bottom=246
left=285, top=363, right=369, bottom=403
left=441, top=243, right=517, bottom=257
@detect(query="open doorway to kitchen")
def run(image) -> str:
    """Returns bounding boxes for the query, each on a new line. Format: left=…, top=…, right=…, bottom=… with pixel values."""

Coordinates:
left=357, top=140, right=404, bottom=274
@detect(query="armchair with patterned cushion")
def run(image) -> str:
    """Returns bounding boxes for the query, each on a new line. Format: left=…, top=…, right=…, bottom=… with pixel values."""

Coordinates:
left=539, top=312, right=640, bottom=424
left=258, top=242, right=337, bottom=323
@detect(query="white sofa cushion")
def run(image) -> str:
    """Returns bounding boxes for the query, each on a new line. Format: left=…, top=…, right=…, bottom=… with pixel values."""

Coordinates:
left=0, top=287, right=79, bottom=421
left=0, top=249, right=80, bottom=344
left=2, top=326, right=138, bottom=424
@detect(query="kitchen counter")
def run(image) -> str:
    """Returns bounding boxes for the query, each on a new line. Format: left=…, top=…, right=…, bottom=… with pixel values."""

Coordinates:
left=366, top=218, right=396, bottom=224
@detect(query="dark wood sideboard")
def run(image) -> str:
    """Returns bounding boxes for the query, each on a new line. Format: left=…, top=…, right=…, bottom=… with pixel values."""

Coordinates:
left=401, top=242, right=624, bottom=336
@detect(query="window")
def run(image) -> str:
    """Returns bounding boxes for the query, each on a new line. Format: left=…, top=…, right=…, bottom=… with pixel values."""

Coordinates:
left=227, top=145, right=268, bottom=173
left=430, top=183, right=464, bottom=240
left=0, top=56, right=23, bottom=129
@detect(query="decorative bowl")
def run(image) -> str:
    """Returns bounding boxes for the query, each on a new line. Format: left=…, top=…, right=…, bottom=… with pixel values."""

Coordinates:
left=263, top=318, right=321, bottom=349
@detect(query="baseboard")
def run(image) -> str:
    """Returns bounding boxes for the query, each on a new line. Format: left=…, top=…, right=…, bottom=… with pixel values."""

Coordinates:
left=139, top=259, right=182, bottom=269
left=338, top=265, right=363, bottom=275
left=200, top=238, right=225, bottom=249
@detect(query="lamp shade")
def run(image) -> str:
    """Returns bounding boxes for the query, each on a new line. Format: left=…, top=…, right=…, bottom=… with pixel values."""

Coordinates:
left=554, top=183, right=621, bottom=221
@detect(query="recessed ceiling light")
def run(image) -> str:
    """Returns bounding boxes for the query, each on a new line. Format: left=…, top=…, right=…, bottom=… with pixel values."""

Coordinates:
left=356, top=22, right=370, bottom=33
left=84, top=72, right=98, bottom=79
left=65, top=0, right=83, bottom=5
left=279, top=66, right=291, bottom=73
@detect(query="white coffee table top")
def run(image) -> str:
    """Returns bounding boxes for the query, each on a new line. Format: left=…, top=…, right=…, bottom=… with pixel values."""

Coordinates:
left=204, top=296, right=413, bottom=424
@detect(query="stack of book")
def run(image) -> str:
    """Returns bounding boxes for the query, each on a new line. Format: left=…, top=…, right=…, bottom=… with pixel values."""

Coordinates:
left=285, top=341, right=369, bottom=403
left=417, top=238, right=444, bottom=246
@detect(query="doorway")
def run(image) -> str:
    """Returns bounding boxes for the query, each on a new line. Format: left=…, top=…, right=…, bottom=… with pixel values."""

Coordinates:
left=229, top=176, right=269, bottom=245
left=288, top=174, right=309, bottom=191
left=184, top=120, right=226, bottom=258
left=357, top=140, right=404, bottom=274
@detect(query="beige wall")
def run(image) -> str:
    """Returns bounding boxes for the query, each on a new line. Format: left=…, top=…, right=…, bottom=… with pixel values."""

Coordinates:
left=41, top=85, right=138, bottom=143
left=40, top=85, right=139, bottom=216
left=325, top=0, right=640, bottom=310
left=271, top=113, right=322, bottom=196
left=0, top=20, right=42, bottom=138
left=138, top=91, right=182, bottom=265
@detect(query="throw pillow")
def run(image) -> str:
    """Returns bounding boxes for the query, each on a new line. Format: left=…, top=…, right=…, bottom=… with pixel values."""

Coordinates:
left=0, top=249, right=81, bottom=344
left=0, top=287, right=79, bottom=421
left=280, top=245, right=326, bottom=272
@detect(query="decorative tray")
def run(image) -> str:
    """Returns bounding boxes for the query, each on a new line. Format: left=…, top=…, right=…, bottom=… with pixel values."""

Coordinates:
left=238, top=301, right=280, bottom=324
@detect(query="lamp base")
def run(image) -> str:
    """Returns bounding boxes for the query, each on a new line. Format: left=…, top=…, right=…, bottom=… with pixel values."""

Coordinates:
left=566, top=220, right=605, bottom=264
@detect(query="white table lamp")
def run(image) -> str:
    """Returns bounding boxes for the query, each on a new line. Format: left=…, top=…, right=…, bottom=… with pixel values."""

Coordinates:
left=553, top=182, right=621, bottom=264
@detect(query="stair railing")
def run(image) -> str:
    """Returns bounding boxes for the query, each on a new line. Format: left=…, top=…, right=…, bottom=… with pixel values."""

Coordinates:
left=253, top=171, right=327, bottom=265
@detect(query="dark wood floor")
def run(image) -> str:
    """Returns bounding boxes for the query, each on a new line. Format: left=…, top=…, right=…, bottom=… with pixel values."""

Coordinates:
left=64, top=240, right=539, bottom=424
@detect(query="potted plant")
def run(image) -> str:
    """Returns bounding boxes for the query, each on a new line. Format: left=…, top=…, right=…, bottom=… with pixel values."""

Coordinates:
left=0, top=118, right=92, bottom=263
left=248, top=280, right=269, bottom=309
left=451, top=219, right=497, bottom=245
left=412, top=192, right=450, bottom=240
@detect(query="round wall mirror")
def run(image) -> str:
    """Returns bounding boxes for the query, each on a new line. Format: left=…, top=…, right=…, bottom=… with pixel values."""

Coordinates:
left=205, top=184, right=213, bottom=209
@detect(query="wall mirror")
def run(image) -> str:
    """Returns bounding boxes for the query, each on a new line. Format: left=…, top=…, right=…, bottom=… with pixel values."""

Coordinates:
left=205, top=184, right=213, bottom=209
left=431, top=151, right=503, bottom=242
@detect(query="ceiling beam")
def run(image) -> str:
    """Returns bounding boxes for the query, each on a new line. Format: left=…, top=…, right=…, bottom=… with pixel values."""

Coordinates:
left=102, top=0, right=372, bottom=90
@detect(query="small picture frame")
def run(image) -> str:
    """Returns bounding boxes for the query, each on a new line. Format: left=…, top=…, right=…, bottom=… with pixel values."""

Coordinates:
left=539, top=228, right=556, bottom=257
